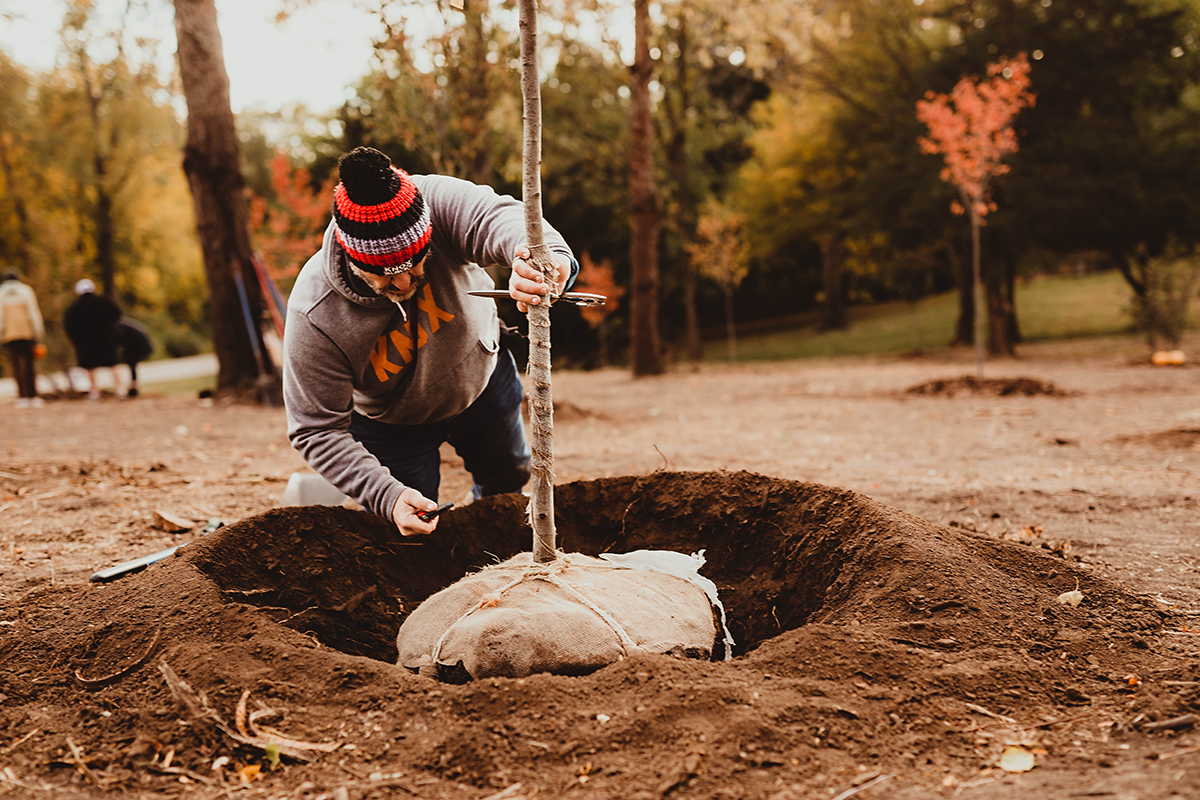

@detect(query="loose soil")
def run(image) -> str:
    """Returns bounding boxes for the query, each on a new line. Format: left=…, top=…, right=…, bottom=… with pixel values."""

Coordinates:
left=2, top=343, right=1200, bottom=800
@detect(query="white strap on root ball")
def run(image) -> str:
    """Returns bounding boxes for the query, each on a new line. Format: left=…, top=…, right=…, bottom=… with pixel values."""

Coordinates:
left=396, top=551, right=734, bottom=682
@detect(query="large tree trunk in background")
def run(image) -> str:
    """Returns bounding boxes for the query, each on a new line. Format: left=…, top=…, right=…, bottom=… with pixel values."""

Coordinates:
left=629, top=0, right=664, bottom=376
left=173, top=0, right=274, bottom=396
left=819, top=234, right=846, bottom=331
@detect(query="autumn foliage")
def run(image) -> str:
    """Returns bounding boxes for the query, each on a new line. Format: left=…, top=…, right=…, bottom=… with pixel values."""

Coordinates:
left=572, top=253, right=625, bottom=328
left=916, top=54, right=1036, bottom=373
left=248, top=152, right=335, bottom=281
left=915, top=54, right=1036, bottom=220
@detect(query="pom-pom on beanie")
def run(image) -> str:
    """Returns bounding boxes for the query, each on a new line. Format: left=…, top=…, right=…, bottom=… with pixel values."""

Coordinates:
left=332, top=147, right=432, bottom=275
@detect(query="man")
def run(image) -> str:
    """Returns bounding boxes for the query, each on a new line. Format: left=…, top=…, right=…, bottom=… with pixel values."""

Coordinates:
left=283, top=147, right=576, bottom=537
left=0, top=268, right=45, bottom=408
left=64, top=278, right=123, bottom=400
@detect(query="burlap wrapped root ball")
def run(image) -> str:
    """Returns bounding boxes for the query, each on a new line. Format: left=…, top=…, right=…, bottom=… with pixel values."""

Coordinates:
left=396, top=552, right=725, bottom=682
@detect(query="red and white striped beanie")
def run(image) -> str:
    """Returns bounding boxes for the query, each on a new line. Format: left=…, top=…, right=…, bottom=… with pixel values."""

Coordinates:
left=332, top=147, right=432, bottom=275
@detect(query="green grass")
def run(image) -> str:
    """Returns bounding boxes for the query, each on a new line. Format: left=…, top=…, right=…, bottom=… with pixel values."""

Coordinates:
left=706, top=269, right=1199, bottom=363
left=142, top=374, right=215, bottom=398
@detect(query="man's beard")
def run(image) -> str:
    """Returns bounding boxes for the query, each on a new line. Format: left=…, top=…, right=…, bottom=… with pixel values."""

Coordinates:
left=376, top=280, right=422, bottom=305
left=351, top=263, right=424, bottom=305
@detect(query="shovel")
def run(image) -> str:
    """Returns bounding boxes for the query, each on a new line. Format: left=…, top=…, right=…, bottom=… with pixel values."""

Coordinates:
left=90, top=519, right=224, bottom=583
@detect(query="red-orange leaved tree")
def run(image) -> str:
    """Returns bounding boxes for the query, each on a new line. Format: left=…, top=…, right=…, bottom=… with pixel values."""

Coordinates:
left=572, top=253, right=626, bottom=367
left=248, top=151, right=334, bottom=283
left=916, top=54, right=1035, bottom=377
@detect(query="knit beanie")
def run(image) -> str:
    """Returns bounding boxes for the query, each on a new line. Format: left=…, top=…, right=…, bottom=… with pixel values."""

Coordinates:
left=332, top=147, right=432, bottom=275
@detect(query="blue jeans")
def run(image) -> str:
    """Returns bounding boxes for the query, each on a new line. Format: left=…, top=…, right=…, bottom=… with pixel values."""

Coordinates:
left=348, top=350, right=531, bottom=502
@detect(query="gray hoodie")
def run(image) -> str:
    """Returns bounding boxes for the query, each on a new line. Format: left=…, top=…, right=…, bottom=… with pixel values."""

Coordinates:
left=283, top=174, right=574, bottom=518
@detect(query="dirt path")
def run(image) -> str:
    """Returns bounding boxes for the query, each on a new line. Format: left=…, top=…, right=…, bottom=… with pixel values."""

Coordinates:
left=2, top=344, right=1199, bottom=799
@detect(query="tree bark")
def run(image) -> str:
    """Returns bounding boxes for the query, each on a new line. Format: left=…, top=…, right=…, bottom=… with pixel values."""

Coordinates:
left=461, top=0, right=494, bottom=186
left=723, top=285, right=736, bottom=363
left=518, top=0, right=557, bottom=564
left=819, top=234, right=846, bottom=331
left=952, top=239, right=974, bottom=347
left=76, top=37, right=117, bottom=295
left=0, top=119, right=33, bottom=269
left=173, top=0, right=274, bottom=396
left=629, top=0, right=665, bottom=376
left=1004, top=254, right=1020, bottom=346
left=668, top=6, right=701, bottom=364
left=970, top=207, right=985, bottom=378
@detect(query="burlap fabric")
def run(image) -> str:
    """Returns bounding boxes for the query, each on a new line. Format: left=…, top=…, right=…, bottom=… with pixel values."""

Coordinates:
left=396, top=552, right=718, bottom=682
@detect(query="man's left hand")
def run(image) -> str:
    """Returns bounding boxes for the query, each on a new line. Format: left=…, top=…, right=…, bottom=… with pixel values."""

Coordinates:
left=509, top=247, right=570, bottom=313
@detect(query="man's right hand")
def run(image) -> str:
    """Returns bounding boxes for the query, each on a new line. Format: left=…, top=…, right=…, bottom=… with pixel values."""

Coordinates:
left=393, top=487, right=440, bottom=536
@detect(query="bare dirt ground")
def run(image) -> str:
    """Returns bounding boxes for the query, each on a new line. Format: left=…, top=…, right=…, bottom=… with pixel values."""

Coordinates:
left=2, top=337, right=1200, bottom=800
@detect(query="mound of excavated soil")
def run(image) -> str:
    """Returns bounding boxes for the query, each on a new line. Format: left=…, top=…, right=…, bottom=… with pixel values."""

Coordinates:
left=1115, top=428, right=1200, bottom=450
left=905, top=376, right=1074, bottom=398
left=0, top=471, right=1193, bottom=798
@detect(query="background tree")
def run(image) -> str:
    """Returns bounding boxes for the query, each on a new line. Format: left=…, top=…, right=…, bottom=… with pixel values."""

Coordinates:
left=1124, top=240, right=1200, bottom=352
left=688, top=200, right=750, bottom=363
left=917, top=53, right=1034, bottom=375
left=927, top=0, right=1200, bottom=345
left=1, top=5, right=207, bottom=374
left=572, top=253, right=626, bottom=366
left=736, top=90, right=860, bottom=331
left=628, top=0, right=665, bottom=376
left=174, top=0, right=277, bottom=398
left=247, top=150, right=335, bottom=285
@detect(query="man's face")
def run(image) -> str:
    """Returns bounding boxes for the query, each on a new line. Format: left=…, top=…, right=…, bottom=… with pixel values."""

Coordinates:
left=351, top=257, right=427, bottom=306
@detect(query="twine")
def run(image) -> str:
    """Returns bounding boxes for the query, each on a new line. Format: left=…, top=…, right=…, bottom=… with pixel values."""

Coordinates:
left=427, top=559, right=640, bottom=670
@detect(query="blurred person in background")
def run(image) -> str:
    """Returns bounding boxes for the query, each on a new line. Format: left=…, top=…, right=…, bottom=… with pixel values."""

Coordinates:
left=64, top=278, right=123, bottom=400
left=0, top=268, right=46, bottom=408
left=115, top=317, right=153, bottom=398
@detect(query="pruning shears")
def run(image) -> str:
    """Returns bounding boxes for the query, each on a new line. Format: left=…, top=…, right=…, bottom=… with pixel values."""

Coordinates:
left=467, top=289, right=607, bottom=307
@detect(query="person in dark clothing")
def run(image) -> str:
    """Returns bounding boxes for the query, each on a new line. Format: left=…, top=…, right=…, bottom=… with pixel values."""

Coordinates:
left=114, top=317, right=153, bottom=397
left=64, top=278, right=123, bottom=399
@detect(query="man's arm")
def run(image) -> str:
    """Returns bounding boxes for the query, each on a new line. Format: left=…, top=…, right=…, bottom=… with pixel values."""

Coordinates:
left=414, top=174, right=576, bottom=278
left=282, top=308, right=439, bottom=534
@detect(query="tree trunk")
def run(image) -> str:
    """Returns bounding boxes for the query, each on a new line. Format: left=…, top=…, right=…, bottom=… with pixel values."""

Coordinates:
left=1004, top=254, right=1020, bottom=346
left=461, top=0, right=494, bottom=186
left=628, top=0, right=665, bottom=376
left=984, top=256, right=1016, bottom=356
left=668, top=6, right=701, bottom=365
left=0, top=122, right=33, bottom=269
left=724, top=285, right=736, bottom=364
left=518, top=0, right=557, bottom=564
left=173, top=0, right=274, bottom=397
left=819, top=234, right=846, bottom=331
left=81, top=51, right=117, bottom=295
left=952, top=238, right=973, bottom=347
left=970, top=207, right=985, bottom=379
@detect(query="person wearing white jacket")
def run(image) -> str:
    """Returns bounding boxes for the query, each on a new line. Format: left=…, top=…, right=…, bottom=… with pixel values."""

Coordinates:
left=0, top=268, right=45, bottom=408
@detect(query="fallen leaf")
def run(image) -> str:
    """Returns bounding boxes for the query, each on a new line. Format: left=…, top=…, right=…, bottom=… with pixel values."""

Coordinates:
left=238, top=764, right=261, bottom=783
left=999, top=745, right=1035, bottom=773
left=1057, top=590, right=1083, bottom=608
left=152, top=510, right=195, bottom=533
